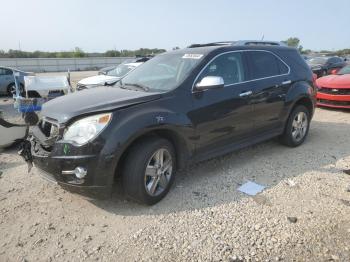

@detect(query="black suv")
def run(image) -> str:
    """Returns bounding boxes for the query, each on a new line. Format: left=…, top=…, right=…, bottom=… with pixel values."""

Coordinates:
left=21, top=42, right=316, bottom=205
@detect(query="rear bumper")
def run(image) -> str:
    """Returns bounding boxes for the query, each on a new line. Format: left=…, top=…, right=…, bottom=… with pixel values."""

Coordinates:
left=316, top=91, right=350, bottom=109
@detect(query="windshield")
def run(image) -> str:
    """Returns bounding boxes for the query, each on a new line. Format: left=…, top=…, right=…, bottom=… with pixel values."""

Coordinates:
left=308, top=57, right=327, bottom=65
left=107, top=64, right=136, bottom=77
left=118, top=52, right=204, bottom=92
left=337, top=65, right=350, bottom=75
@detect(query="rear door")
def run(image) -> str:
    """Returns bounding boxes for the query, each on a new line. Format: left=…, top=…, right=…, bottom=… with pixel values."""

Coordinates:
left=246, top=50, right=291, bottom=133
left=189, top=51, right=254, bottom=154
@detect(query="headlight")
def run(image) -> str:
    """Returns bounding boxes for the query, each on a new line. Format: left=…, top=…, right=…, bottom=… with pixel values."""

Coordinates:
left=63, top=113, right=112, bottom=145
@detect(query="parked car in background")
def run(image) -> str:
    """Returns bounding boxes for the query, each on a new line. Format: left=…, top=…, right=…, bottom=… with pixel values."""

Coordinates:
left=0, top=67, right=33, bottom=96
left=98, top=65, right=116, bottom=75
left=20, top=41, right=316, bottom=205
left=22, top=75, right=71, bottom=98
left=307, top=56, right=346, bottom=78
left=316, top=65, right=350, bottom=109
left=76, top=57, right=150, bottom=90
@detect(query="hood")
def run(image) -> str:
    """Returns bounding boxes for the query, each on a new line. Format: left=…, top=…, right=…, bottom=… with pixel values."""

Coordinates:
left=316, top=74, right=350, bottom=89
left=41, top=87, right=161, bottom=124
left=78, top=75, right=121, bottom=86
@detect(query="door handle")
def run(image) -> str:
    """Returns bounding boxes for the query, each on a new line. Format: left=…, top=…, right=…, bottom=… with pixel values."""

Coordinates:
left=239, top=90, right=252, bottom=97
left=281, top=80, right=292, bottom=85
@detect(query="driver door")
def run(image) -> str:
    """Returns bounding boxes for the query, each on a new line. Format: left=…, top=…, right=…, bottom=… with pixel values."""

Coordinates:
left=188, top=52, right=254, bottom=155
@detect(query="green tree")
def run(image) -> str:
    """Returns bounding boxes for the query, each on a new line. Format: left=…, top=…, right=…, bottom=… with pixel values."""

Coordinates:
left=73, top=47, right=85, bottom=58
left=105, top=50, right=121, bottom=57
left=283, top=37, right=300, bottom=48
left=282, top=37, right=305, bottom=53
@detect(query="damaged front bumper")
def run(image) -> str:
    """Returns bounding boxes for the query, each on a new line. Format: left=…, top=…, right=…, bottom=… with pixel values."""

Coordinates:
left=20, top=125, right=116, bottom=199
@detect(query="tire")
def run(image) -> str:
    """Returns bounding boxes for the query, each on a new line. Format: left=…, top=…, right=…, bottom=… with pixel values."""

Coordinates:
left=122, top=137, right=176, bottom=205
left=280, top=105, right=310, bottom=147
left=7, top=83, right=24, bottom=97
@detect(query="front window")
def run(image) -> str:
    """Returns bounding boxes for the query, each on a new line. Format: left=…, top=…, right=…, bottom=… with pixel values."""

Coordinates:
left=118, top=52, right=204, bottom=92
left=337, top=66, right=350, bottom=75
left=107, top=64, right=135, bottom=77
left=196, top=52, right=245, bottom=86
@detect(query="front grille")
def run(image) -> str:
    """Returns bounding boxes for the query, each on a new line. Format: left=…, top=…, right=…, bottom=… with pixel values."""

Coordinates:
left=318, top=87, right=350, bottom=95
left=317, top=99, right=350, bottom=106
left=39, top=118, right=60, bottom=138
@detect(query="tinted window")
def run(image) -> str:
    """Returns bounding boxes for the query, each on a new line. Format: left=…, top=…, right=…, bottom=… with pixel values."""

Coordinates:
left=248, top=51, right=287, bottom=79
left=4, top=69, right=13, bottom=75
left=328, top=57, right=342, bottom=64
left=197, top=52, right=245, bottom=86
left=0, top=68, right=13, bottom=75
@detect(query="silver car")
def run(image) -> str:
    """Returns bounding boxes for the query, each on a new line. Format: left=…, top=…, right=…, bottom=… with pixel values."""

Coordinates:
left=0, top=67, right=31, bottom=96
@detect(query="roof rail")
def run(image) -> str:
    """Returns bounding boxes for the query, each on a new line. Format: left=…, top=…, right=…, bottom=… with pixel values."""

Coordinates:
left=188, top=40, right=287, bottom=48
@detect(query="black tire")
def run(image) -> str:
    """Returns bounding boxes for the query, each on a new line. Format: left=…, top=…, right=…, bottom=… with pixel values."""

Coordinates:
left=280, top=105, right=310, bottom=147
left=7, top=83, right=24, bottom=97
left=122, top=137, right=176, bottom=205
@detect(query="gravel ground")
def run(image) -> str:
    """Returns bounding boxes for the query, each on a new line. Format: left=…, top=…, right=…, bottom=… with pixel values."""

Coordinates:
left=1, top=72, right=350, bottom=261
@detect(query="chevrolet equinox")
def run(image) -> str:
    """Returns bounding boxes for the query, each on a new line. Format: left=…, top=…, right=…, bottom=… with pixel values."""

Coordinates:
left=21, top=41, right=317, bottom=205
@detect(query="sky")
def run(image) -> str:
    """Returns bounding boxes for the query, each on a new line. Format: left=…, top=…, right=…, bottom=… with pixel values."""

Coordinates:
left=1, top=0, right=349, bottom=52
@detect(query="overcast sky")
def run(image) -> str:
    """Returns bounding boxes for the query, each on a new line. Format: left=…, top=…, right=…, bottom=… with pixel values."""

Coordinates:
left=1, top=0, right=349, bottom=52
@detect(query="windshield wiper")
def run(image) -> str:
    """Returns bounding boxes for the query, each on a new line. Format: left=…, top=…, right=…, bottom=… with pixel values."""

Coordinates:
left=123, top=82, right=150, bottom=92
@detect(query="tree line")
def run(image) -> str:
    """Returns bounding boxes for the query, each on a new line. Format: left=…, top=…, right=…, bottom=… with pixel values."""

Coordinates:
left=0, top=40, right=349, bottom=58
left=282, top=37, right=350, bottom=56
left=0, top=47, right=166, bottom=58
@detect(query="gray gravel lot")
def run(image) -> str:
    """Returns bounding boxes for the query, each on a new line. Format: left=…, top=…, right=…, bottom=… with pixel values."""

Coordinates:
left=0, top=71, right=350, bottom=261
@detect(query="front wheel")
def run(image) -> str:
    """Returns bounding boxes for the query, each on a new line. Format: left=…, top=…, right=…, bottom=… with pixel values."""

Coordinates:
left=122, top=137, right=176, bottom=205
left=280, top=105, right=310, bottom=147
left=7, top=83, right=24, bottom=97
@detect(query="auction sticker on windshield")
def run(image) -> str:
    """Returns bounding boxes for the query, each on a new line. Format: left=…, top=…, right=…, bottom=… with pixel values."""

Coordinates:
left=182, top=54, right=203, bottom=59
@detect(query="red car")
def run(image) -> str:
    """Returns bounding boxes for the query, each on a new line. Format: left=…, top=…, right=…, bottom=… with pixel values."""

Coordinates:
left=316, top=65, right=350, bottom=109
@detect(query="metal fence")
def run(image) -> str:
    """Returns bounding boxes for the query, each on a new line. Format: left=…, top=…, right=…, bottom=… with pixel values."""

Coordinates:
left=0, top=57, right=134, bottom=72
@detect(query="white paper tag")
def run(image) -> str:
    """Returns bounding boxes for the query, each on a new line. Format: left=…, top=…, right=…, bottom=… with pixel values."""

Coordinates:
left=182, top=54, right=203, bottom=59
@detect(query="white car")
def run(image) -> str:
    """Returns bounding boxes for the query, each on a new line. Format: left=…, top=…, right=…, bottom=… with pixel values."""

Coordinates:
left=24, top=75, right=71, bottom=98
left=76, top=62, right=144, bottom=90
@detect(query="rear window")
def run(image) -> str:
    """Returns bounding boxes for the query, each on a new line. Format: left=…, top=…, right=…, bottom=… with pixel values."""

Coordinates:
left=248, top=51, right=288, bottom=80
left=328, top=57, right=342, bottom=64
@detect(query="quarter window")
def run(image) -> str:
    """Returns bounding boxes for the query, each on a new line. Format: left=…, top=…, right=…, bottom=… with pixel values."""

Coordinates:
left=248, top=51, right=288, bottom=80
left=0, top=68, right=13, bottom=75
left=197, top=52, right=245, bottom=86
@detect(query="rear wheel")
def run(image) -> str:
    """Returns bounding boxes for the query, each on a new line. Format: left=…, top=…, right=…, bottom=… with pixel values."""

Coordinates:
left=122, top=137, right=176, bottom=205
left=280, top=105, right=310, bottom=147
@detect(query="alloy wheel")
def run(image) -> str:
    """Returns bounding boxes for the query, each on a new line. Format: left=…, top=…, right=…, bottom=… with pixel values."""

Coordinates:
left=291, top=112, right=308, bottom=142
left=144, top=148, right=173, bottom=196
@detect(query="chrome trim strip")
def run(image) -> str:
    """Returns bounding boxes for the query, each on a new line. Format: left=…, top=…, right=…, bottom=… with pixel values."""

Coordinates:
left=239, top=91, right=253, bottom=97
left=62, top=170, right=75, bottom=175
left=282, top=80, right=292, bottom=85
left=192, top=50, right=291, bottom=93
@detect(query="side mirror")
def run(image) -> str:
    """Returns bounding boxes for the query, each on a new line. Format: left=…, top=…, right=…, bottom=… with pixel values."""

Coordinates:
left=195, top=76, right=224, bottom=91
